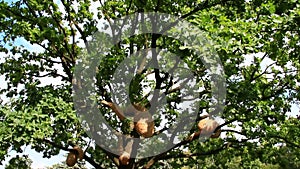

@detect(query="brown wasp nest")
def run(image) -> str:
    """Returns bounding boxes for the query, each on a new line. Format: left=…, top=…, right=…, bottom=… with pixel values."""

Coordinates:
left=134, top=111, right=154, bottom=138
left=198, top=118, right=221, bottom=138
left=119, top=151, right=130, bottom=165
left=66, top=151, right=77, bottom=167
left=73, top=145, right=84, bottom=160
left=66, top=145, right=84, bottom=167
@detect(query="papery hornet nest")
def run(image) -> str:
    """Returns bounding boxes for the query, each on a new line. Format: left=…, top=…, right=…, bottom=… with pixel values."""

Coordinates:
left=119, top=151, right=130, bottom=165
left=101, top=100, right=155, bottom=138
left=134, top=111, right=155, bottom=138
left=66, top=151, right=77, bottom=167
left=197, top=118, right=221, bottom=138
left=66, top=145, right=84, bottom=167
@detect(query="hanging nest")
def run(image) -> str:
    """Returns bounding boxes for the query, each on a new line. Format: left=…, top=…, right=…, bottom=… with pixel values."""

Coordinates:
left=198, top=118, right=221, bottom=138
left=134, top=111, right=155, bottom=138
left=66, top=151, right=77, bottom=167
left=66, top=145, right=84, bottom=167
left=73, top=145, right=84, bottom=160
left=119, top=151, right=130, bottom=165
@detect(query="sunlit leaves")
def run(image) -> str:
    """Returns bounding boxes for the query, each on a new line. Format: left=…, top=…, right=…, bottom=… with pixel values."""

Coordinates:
left=0, top=0, right=299, bottom=168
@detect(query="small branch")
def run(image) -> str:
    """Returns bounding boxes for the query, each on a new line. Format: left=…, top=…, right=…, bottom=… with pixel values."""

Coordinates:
left=249, top=53, right=268, bottom=82
left=142, top=120, right=206, bottom=168
left=100, top=100, right=125, bottom=121
left=270, top=135, right=300, bottom=149
left=157, top=0, right=230, bottom=37
left=61, top=0, right=90, bottom=54
left=161, top=143, right=230, bottom=160
left=32, top=72, right=65, bottom=79
left=125, top=0, right=133, bottom=15
left=99, top=0, right=116, bottom=43
left=154, top=0, right=161, bottom=12
left=215, top=118, right=238, bottom=130
left=221, top=129, right=246, bottom=136
left=252, top=62, right=276, bottom=81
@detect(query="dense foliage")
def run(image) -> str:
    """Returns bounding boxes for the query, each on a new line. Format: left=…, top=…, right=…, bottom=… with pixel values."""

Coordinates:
left=0, top=0, right=299, bottom=168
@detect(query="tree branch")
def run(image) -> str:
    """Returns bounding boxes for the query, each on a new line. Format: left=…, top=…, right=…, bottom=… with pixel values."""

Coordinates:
left=43, top=139, right=104, bottom=169
left=270, top=135, right=300, bottom=149
left=161, top=143, right=230, bottom=160
left=100, top=100, right=126, bottom=121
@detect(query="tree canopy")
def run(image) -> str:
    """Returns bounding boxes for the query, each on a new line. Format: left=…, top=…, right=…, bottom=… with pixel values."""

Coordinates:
left=0, top=0, right=300, bottom=168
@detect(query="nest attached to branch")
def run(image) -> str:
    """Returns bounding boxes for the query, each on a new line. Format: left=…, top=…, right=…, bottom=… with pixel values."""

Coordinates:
left=134, top=111, right=155, bottom=138
left=197, top=118, right=221, bottom=138
left=66, top=145, right=84, bottom=167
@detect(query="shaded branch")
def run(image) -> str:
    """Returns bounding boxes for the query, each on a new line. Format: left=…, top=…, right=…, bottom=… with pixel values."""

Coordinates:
left=270, top=135, right=300, bottom=149
left=221, top=129, right=246, bottom=136
left=61, top=0, right=90, bottom=54
left=161, top=143, right=230, bottom=160
left=100, top=100, right=126, bottom=121
left=249, top=52, right=268, bottom=82
left=31, top=72, right=66, bottom=79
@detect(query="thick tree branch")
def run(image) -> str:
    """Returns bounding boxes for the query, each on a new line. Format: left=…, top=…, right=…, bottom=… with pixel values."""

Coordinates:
left=100, top=100, right=126, bottom=121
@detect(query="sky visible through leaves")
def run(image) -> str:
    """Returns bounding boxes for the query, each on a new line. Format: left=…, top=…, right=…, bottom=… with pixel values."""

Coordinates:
left=0, top=0, right=299, bottom=168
